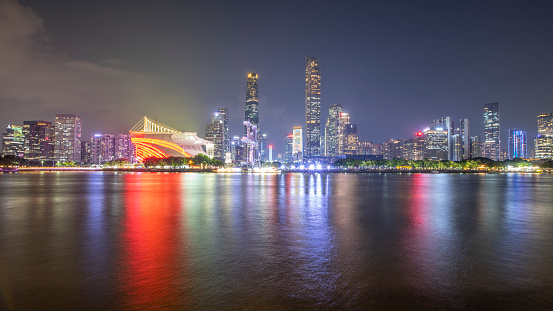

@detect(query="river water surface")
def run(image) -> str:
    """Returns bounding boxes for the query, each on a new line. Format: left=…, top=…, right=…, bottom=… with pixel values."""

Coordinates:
left=0, top=172, right=552, bottom=310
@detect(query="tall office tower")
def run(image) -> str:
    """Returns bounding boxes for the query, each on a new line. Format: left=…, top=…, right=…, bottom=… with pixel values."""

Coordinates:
left=324, top=103, right=342, bottom=157
left=535, top=136, right=553, bottom=159
left=338, top=112, right=350, bottom=155
left=451, top=134, right=462, bottom=161
left=54, top=114, right=82, bottom=163
left=245, top=73, right=259, bottom=134
left=470, top=136, right=481, bottom=158
left=268, top=145, right=273, bottom=162
left=217, top=108, right=229, bottom=155
left=343, top=124, right=359, bottom=155
left=292, top=126, right=303, bottom=162
left=2, top=125, right=25, bottom=157
left=424, top=123, right=449, bottom=160
left=81, top=141, right=93, bottom=164
left=535, top=112, right=553, bottom=159
left=431, top=117, right=453, bottom=160
left=260, top=133, right=267, bottom=161
left=537, top=112, right=553, bottom=135
left=383, top=139, right=405, bottom=160
left=305, top=56, right=321, bottom=158
left=460, top=118, right=470, bottom=160
left=483, top=102, right=500, bottom=160
left=115, top=134, right=133, bottom=160
left=508, top=129, right=527, bottom=159
left=23, top=121, right=55, bottom=161
left=205, top=112, right=224, bottom=160
left=284, top=134, right=293, bottom=163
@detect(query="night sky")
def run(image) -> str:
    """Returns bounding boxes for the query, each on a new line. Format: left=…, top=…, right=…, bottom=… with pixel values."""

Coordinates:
left=1, top=0, right=552, bottom=154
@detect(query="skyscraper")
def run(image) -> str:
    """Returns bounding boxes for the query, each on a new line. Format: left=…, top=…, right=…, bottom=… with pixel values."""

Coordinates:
left=54, top=114, right=82, bottom=163
left=535, top=112, right=553, bottom=159
left=245, top=73, right=259, bottom=133
left=470, top=136, right=481, bottom=158
left=508, top=129, right=527, bottom=159
left=324, top=103, right=342, bottom=157
left=305, top=56, right=321, bottom=158
left=338, top=112, right=350, bottom=155
left=483, top=102, right=500, bottom=160
left=217, top=108, right=229, bottom=156
left=292, top=127, right=303, bottom=162
left=424, top=123, right=448, bottom=161
left=284, top=134, right=293, bottom=163
left=114, top=134, right=133, bottom=160
left=460, top=118, right=470, bottom=160
left=2, top=125, right=25, bottom=157
left=206, top=111, right=224, bottom=160
left=343, top=124, right=359, bottom=155
left=23, top=120, right=55, bottom=161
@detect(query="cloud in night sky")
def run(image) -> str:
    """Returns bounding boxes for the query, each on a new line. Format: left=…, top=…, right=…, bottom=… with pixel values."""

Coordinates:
left=0, top=0, right=161, bottom=134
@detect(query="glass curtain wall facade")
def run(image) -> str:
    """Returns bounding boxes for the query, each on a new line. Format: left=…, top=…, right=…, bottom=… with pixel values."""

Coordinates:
left=305, top=57, right=321, bottom=158
left=245, top=73, right=259, bottom=134
left=483, top=102, right=500, bottom=160
left=54, top=114, right=82, bottom=163
left=508, top=129, right=527, bottom=159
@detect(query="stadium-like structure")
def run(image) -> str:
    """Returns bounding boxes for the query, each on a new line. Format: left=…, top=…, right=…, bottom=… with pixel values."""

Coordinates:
left=130, top=116, right=213, bottom=162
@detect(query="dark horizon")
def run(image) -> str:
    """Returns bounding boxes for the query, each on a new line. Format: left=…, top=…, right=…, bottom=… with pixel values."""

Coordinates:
left=1, top=0, right=552, bottom=154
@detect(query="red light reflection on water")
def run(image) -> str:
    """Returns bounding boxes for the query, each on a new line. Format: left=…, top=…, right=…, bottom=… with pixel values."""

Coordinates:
left=120, top=173, right=187, bottom=309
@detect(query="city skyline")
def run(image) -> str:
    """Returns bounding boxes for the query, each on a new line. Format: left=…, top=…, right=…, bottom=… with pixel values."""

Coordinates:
left=0, top=0, right=552, bottom=155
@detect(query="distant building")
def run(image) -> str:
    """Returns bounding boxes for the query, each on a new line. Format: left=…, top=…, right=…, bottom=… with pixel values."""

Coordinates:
left=358, top=141, right=372, bottom=155
left=470, top=136, right=481, bottom=159
left=292, top=127, right=303, bottom=162
left=338, top=112, right=350, bottom=155
left=23, top=120, right=55, bottom=161
left=424, top=124, right=448, bottom=161
left=115, top=134, right=133, bottom=160
left=371, top=143, right=383, bottom=156
left=324, top=103, right=342, bottom=157
left=483, top=102, right=500, bottom=160
left=508, top=129, right=527, bottom=159
left=260, top=133, right=267, bottom=161
left=460, top=118, right=470, bottom=160
left=451, top=134, right=462, bottom=161
left=91, top=134, right=115, bottom=164
left=535, top=112, right=553, bottom=159
left=537, top=112, right=553, bottom=135
left=54, top=114, right=82, bottom=163
left=245, top=73, right=259, bottom=134
left=383, top=139, right=405, bottom=160
left=343, top=124, right=358, bottom=155
left=2, top=125, right=25, bottom=157
left=206, top=111, right=225, bottom=160
left=230, top=136, right=244, bottom=163
left=305, top=56, right=321, bottom=158
left=284, top=134, right=293, bottom=163
left=535, top=135, right=553, bottom=159
left=81, top=141, right=93, bottom=164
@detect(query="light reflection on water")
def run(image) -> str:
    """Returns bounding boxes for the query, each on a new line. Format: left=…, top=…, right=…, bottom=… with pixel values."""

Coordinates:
left=0, top=172, right=552, bottom=310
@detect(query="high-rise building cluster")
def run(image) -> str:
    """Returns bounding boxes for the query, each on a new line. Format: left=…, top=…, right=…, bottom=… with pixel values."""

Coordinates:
left=2, top=114, right=134, bottom=165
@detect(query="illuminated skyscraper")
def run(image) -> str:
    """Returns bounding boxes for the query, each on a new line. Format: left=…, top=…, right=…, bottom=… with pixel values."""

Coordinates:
left=54, top=114, right=82, bottom=163
left=217, top=108, right=229, bottom=155
left=508, top=129, right=527, bottom=159
left=23, top=120, right=54, bottom=161
left=537, top=112, right=553, bottom=135
left=305, top=56, right=321, bottom=158
left=284, top=134, right=293, bottom=163
left=343, top=124, right=358, bottom=155
left=292, top=127, right=303, bottom=162
left=324, top=103, right=342, bottom=157
left=206, top=111, right=224, bottom=160
left=338, top=112, right=350, bottom=155
left=424, top=123, right=448, bottom=161
left=470, top=136, right=481, bottom=158
left=245, top=73, right=259, bottom=133
left=2, top=125, right=25, bottom=157
left=460, top=118, right=470, bottom=160
left=535, top=112, right=553, bottom=159
left=114, top=134, right=133, bottom=160
left=483, top=102, right=500, bottom=160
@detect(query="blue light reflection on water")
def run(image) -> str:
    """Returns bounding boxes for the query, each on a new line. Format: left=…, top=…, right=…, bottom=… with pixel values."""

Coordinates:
left=0, top=172, right=553, bottom=310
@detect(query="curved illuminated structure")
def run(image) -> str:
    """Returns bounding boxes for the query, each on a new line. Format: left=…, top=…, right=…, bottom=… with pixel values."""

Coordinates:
left=129, top=116, right=213, bottom=163
left=131, top=138, right=192, bottom=162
